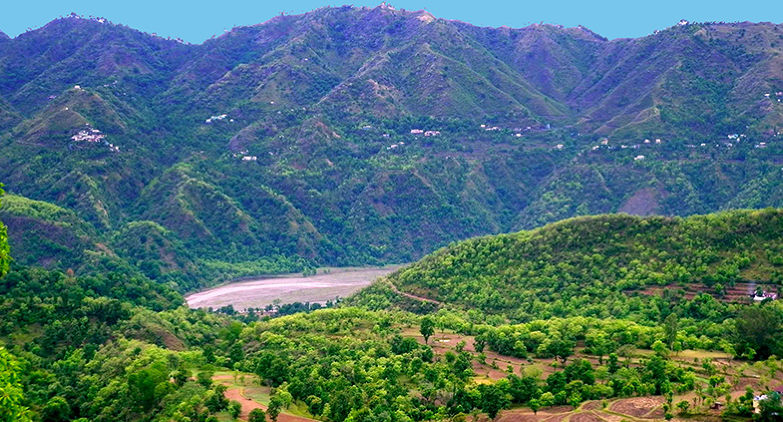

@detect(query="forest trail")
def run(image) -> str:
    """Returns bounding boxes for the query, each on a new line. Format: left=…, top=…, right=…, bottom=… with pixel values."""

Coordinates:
left=388, top=281, right=443, bottom=305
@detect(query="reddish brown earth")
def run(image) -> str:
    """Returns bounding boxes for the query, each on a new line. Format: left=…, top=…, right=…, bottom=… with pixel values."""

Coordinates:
left=609, top=397, right=665, bottom=418
left=629, top=281, right=775, bottom=304
left=580, top=401, right=602, bottom=411
left=569, top=412, right=606, bottom=422
left=221, top=385, right=316, bottom=422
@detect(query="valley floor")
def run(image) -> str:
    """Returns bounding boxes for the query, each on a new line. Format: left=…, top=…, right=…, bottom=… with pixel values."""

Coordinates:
left=185, top=266, right=401, bottom=310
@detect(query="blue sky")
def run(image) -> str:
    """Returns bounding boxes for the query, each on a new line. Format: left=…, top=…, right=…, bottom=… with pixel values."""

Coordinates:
left=3, top=0, right=782, bottom=43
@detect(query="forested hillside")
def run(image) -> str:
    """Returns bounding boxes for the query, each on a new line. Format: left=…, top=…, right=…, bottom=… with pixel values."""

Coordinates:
left=359, top=210, right=783, bottom=323
left=2, top=204, right=782, bottom=420
left=2, top=9, right=783, bottom=288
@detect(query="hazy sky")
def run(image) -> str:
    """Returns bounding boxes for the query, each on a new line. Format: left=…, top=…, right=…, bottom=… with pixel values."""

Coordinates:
left=3, top=0, right=782, bottom=43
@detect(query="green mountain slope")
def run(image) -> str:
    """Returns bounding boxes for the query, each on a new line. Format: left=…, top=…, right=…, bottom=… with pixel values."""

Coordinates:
left=2, top=9, right=783, bottom=288
left=365, top=209, right=783, bottom=320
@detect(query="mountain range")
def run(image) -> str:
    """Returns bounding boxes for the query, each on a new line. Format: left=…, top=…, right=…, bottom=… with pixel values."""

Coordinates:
left=1, top=6, right=783, bottom=290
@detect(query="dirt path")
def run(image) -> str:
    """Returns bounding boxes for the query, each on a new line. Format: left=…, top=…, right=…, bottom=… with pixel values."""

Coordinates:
left=388, top=281, right=443, bottom=305
left=223, top=387, right=316, bottom=422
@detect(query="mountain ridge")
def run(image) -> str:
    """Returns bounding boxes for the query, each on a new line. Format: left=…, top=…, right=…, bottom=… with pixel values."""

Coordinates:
left=2, top=6, right=783, bottom=289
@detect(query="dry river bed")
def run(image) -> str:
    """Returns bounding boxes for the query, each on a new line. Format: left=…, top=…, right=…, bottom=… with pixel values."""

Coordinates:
left=185, top=266, right=400, bottom=311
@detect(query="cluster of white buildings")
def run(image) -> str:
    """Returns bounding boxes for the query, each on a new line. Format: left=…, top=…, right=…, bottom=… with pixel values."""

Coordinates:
left=233, top=149, right=258, bottom=161
left=480, top=123, right=551, bottom=135
left=752, top=290, right=778, bottom=302
left=592, top=138, right=663, bottom=152
left=763, top=92, right=783, bottom=103
left=70, top=127, right=120, bottom=152
left=71, top=128, right=105, bottom=143
left=205, top=114, right=231, bottom=124
left=409, top=129, right=441, bottom=136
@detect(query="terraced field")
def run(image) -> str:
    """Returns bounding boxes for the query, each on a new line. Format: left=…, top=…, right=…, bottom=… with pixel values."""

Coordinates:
left=400, top=328, right=774, bottom=422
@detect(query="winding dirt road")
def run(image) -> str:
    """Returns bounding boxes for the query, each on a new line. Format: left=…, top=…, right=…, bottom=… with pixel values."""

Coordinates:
left=388, top=281, right=443, bottom=305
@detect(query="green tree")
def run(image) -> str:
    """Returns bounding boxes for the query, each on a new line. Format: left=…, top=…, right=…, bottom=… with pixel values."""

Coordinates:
left=733, top=305, right=783, bottom=359
left=538, top=392, right=555, bottom=407
left=508, top=374, right=540, bottom=403
left=663, top=313, right=678, bottom=349
left=197, top=370, right=214, bottom=387
left=546, top=338, right=574, bottom=363
left=248, top=408, right=266, bottom=422
left=0, top=184, right=9, bottom=278
left=267, top=394, right=284, bottom=422
left=652, top=340, right=669, bottom=358
left=128, top=361, right=169, bottom=411
left=478, top=383, right=509, bottom=419
left=528, top=399, right=540, bottom=414
left=0, top=347, right=31, bottom=422
left=676, top=400, right=690, bottom=415
left=420, top=316, right=435, bottom=345
left=229, top=400, right=242, bottom=419
left=170, top=369, right=188, bottom=387
left=585, top=330, right=609, bottom=364
left=474, top=334, right=487, bottom=353
left=205, top=384, right=229, bottom=412
left=41, top=396, right=70, bottom=422
left=607, top=353, right=620, bottom=374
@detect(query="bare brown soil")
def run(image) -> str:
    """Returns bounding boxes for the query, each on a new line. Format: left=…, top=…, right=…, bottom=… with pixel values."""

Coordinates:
left=580, top=401, right=603, bottom=411
left=218, top=378, right=316, bottom=422
left=618, top=188, right=660, bottom=216
left=569, top=412, right=606, bottom=422
left=609, top=397, right=664, bottom=418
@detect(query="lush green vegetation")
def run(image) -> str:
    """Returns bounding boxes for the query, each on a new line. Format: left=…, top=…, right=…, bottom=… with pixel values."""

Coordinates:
left=371, top=210, right=783, bottom=320
left=2, top=12, right=783, bottom=291
left=3, top=261, right=780, bottom=421
left=2, top=9, right=783, bottom=421
left=0, top=186, right=9, bottom=278
left=1, top=205, right=782, bottom=421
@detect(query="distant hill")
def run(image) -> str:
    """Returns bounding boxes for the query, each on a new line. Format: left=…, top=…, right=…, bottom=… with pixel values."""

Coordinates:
left=2, top=8, right=783, bottom=289
left=353, top=209, right=783, bottom=320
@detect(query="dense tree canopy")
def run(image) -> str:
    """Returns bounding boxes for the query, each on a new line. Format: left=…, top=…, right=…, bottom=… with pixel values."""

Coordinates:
left=0, top=185, right=9, bottom=278
left=1, top=206, right=782, bottom=421
left=0, top=347, right=31, bottom=422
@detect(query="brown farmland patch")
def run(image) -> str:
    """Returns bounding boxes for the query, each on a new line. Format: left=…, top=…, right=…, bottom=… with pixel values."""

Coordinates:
left=609, top=397, right=664, bottom=418
left=580, top=401, right=603, bottom=411
left=570, top=412, right=606, bottom=422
